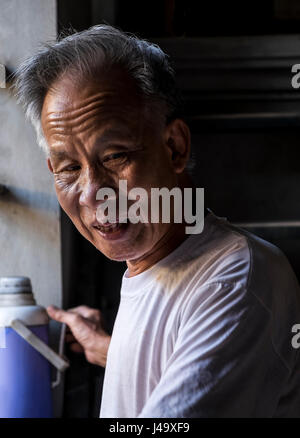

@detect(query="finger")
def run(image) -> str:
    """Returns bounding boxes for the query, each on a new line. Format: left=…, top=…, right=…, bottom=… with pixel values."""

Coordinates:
left=69, top=342, right=84, bottom=353
left=68, top=305, right=101, bottom=322
left=47, top=305, right=67, bottom=322
left=47, top=306, right=79, bottom=326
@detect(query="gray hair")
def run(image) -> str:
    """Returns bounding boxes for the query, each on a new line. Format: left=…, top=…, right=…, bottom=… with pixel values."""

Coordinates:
left=13, top=24, right=183, bottom=156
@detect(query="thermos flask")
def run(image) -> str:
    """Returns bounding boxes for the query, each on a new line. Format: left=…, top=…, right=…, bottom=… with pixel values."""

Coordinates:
left=0, top=276, right=69, bottom=418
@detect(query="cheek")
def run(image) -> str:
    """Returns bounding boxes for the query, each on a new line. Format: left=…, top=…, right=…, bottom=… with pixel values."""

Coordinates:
left=124, top=159, right=173, bottom=191
left=138, top=149, right=175, bottom=188
left=127, top=168, right=175, bottom=195
left=55, top=183, right=79, bottom=218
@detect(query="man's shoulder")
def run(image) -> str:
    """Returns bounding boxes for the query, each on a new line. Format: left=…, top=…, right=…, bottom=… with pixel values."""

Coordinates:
left=160, top=211, right=300, bottom=316
left=185, top=212, right=252, bottom=288
left=198, top=212, right=300, bottom=373
left=181, top=212, right=300, bottom=320
left=198, top=212, right=298, bottom=292
left=217, top=216, right=300, bottom=302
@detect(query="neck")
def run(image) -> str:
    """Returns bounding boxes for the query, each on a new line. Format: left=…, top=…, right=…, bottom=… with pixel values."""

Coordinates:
left=126, top=172, right=198, bottom=277
left=126, top=221, right=189, bottom=277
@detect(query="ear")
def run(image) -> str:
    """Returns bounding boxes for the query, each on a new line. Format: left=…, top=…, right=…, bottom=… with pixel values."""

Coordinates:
left=164, top=119, right=191, bottom=174
left=47, top=158, right=54, bottom=173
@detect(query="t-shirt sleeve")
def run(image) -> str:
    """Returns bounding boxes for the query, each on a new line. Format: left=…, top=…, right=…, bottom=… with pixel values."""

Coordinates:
left=138, top=281, right=290, bottom=418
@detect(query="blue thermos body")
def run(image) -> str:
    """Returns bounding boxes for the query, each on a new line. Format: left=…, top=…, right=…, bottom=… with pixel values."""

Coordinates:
left=0, top=277, right=69, bottom=418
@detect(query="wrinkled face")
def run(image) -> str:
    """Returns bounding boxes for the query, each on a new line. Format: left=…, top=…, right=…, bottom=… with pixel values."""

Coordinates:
left=41, top=70, right=185, bottom=262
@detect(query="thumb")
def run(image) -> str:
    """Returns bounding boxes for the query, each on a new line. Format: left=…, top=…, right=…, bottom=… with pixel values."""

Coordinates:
left=47, top=305, right=69, bottom=323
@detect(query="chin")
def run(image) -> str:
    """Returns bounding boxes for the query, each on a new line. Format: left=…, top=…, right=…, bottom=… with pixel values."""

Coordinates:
left=96, top=239, right=152, bottom=264
left=92, top=239, right=137, bottom=261
left=100, top=248, right=129, bottom=262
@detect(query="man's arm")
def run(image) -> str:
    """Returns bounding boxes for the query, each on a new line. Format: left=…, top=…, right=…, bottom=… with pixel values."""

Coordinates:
left=138, top=281, right=290, bottom=418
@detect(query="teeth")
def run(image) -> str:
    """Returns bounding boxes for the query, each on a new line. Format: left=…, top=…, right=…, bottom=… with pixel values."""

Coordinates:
left=95, top=223, right=120, bottom=233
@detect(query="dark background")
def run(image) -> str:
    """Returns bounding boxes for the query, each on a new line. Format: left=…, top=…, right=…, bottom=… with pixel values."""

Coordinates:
left=57, top=0, right=300, bottom=417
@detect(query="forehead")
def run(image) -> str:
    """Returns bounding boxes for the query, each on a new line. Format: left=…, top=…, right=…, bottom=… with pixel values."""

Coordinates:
left=41, top=70, right=166, bottom=153
left=41, top=70, right=143, bottom=124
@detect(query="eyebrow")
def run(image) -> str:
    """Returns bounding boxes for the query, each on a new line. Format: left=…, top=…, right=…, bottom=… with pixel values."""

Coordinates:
left=49, top=128, right=135, bottom=160
left=49, top=150, right=70, bottom=160
left=95, top=128, right=134, bottom=144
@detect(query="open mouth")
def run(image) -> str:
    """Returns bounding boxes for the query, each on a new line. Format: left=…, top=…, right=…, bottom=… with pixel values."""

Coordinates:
left=93, top=221, right=129, bottom=237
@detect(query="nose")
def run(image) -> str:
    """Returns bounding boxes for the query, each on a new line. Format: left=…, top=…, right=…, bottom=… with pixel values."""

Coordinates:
left=78, top=166, right=107, bottom=209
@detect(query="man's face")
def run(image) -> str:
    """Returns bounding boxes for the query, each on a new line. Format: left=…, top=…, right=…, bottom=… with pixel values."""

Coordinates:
left=41, top=70, right=184, bottom=262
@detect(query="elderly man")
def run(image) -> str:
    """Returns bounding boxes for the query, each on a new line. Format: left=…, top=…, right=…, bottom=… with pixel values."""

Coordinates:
left=15, top=25, right=300, bottom=418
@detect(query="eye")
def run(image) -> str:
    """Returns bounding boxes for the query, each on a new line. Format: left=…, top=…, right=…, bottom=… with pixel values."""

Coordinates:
left=54, top=164, right=81, bottom=175
left=61, top=165, right=81, bottom=172
left=102, top=152, right=128, bottom=165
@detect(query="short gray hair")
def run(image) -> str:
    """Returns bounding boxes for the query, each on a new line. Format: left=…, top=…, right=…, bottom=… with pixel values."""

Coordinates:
left=14, top=24, right=183, bottom=155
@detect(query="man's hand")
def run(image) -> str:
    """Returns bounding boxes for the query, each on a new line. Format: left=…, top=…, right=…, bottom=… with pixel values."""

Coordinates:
left=47, top=305, right=111, bottom=367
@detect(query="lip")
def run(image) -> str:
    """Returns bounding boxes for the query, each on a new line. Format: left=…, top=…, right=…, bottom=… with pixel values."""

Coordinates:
left=91, top=212, right=128, bottom=227
left=92, top=221, right=130, bottom=241
left=92, top=220, right=120, bottom=228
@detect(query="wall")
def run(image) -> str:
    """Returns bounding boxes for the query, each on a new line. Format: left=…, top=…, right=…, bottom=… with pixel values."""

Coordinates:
left=0, top=0, right=64, bottom=418
left=0, top=0, right=61, bottom=308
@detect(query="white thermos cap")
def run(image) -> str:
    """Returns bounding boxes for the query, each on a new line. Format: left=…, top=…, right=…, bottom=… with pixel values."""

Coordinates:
left=0, top=276, right=33, bottom=294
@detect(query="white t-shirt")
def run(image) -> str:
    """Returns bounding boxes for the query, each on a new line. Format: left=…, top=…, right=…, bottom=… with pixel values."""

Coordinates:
left=100, top=211, right=300, bottom=418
